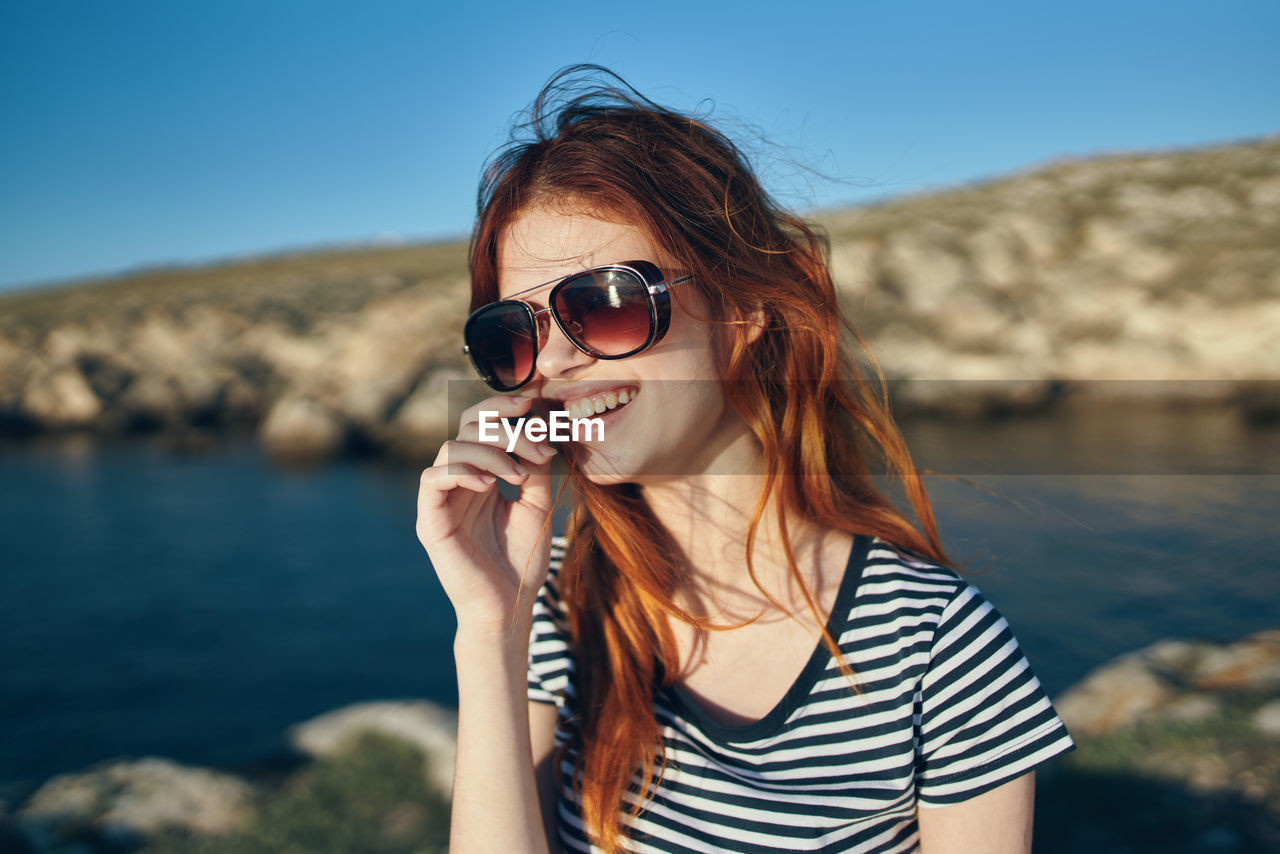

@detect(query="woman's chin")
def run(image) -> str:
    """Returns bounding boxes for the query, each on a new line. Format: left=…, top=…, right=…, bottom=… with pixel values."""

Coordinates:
left=568, top=453, right=697, bottom=491
left=568, top=453, right=630, bottom=484
left=565, top=445, right=649, bottom=486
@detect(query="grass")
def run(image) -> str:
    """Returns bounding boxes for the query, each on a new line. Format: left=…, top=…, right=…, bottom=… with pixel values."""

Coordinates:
left=147, top=733, right=450, bottom=854
left=1065, top=701, right=1266, bottom=775
left=1035, top=699, right=1280, bottom=853
left=0, top=241, right=470, bottom=342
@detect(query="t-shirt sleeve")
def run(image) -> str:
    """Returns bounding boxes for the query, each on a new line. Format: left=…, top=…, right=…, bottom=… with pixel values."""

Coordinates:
left=527, top=535, right=574, bottom=708
left=915, top=577, right=1076, bottom=806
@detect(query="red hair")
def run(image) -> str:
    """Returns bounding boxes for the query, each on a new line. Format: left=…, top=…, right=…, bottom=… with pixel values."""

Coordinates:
left=469, top=65, right=954, bottom=854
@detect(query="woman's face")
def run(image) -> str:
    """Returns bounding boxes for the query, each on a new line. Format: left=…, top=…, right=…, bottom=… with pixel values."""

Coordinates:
left=496, top=203, right=751, bottom=484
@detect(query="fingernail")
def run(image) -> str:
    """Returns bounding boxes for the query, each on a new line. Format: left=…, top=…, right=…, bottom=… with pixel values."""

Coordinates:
left=513, top=463, right=530, bottom=476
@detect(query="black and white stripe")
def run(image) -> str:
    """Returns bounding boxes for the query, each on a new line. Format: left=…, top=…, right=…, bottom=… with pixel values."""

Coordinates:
left=528, top=534, right=1075, bottom=853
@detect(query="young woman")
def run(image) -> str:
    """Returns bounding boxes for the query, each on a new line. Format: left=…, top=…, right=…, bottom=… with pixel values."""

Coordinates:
left=416, top=66, right=1076, bottom=854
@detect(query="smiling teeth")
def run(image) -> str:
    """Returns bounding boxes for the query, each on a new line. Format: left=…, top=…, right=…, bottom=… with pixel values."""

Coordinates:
left=565, top=388, right=636, bottom=419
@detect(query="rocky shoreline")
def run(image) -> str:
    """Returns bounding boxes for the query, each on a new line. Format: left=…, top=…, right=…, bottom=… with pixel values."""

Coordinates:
left=3, top=627, right=1277, bottom=853
left=1, top=701, right=457, bottom=854
left=1, top=136, right=1277, bottom=466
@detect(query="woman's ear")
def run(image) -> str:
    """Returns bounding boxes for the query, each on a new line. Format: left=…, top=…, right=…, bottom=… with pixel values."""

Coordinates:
left=744, top=305, right=768, bottom=345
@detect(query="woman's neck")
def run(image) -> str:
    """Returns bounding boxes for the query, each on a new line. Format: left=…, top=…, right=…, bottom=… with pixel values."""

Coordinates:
left=637, top=428, right=848, bottom=618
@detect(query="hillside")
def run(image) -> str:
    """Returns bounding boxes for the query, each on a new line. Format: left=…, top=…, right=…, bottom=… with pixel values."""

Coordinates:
left=1, top=135, right=1277, bottom=462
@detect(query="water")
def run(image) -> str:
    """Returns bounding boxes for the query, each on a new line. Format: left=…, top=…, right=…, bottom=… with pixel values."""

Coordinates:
left=1, top=434, right=458, bottom=788
left=2, top=410, right=1278, bottom=790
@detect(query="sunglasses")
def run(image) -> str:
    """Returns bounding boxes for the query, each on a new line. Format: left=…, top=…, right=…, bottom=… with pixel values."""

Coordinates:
left=462, top=260, right=693, bottom=392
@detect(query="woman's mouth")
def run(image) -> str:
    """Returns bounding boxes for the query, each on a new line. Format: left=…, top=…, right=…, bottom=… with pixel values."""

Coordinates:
left=562, top=387, right=639, bottom=421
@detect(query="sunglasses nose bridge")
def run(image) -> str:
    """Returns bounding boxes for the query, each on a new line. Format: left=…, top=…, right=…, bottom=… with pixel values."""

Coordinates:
left=530, top=305, right=552, bottom=343
left=533, top=304, right=598, bottom=378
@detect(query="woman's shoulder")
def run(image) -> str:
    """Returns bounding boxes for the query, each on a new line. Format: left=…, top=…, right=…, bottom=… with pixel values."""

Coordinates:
left=854, top=535, right=997, bottom=628
left=863, top=535, right=969, bottom=588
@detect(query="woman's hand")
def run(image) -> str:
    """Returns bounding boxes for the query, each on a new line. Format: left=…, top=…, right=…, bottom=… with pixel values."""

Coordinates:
left=416, top=392, right=558, bottom=638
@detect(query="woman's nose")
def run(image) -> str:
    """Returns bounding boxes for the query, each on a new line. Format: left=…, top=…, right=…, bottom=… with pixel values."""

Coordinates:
left=534, top=310, right=594, bottom=381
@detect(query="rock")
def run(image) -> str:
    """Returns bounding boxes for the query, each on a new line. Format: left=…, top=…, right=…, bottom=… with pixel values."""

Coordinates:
left=322, top=298, right=440, bottom=430
left=1162, top=186, right=1239, bottom=220
left=1252, top=700, right=1280, bottom=736
left=1056, top=628, right=1280, bottom=739
left=1158, top=693, right=1221, bottom=725
left=1054, top=654, right=1172, bottom=738
left=73, top=352, right=135, bottom=407
left=1248, top=175, right=1280, bottom=213
left=239, top=324, right=331, bottom=384
left=1081, top=217, right=1178, bottom=284
left=3, top=136, right=1279, bottom=452
left=386, top=367, right=473, bottom=458
left=42, top=324, right=117, bottom=367
left=20, top=364, right=101, bottom=428
left=220, top=375, right=264, bottom=423
left=963, top=223, right=1023, bottom=292
left=114, top=372, right=181, bottom=430
left=259, top=395, right=346, bottom=461
left=288, top=701, right=458, bottom=798
left=15, top=758, right=255, bottom=850
left=0, top=336, right=28, bottom=408
left=1192, top=629, right=1280, bottom=693
left=878, top=227, right=968, bottom=314
left=1142, top=637, right=1214, bottom=672
left=828, top=239, right=880, bottom=298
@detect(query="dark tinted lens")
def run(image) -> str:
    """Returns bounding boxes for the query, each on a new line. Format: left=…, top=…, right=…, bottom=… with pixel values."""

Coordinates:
left=553, top=269, right=652, bottom=356
left=464, top=302, right=537, bottom=390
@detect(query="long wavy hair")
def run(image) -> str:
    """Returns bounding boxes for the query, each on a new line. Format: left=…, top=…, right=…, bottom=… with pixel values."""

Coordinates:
left=468, top=65, right=955, bottom=854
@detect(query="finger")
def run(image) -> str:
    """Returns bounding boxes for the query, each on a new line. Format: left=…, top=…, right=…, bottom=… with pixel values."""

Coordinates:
left=457, top=397, right=559, bottom=468
left=456, top=421, right=559, bottom=468
left=445, top=462, right=500, bottom=494
left=436, top=439, right=534, bottom=485
left=516, top=461, right=555, bottom=513
left=417, top=461, right=498, bottom=513
left=458, top=393, right=534, bottom=434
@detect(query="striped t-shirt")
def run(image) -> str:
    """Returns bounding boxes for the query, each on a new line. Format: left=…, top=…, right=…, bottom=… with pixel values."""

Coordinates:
left=528, top=533, right=1076, bottom=853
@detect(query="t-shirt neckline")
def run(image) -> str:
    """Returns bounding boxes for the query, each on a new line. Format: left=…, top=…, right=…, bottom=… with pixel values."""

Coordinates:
left=661, top=533, right=872, bottom=744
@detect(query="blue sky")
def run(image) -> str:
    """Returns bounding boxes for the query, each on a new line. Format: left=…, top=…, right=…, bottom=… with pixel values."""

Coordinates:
left=1, top=0, right=1276, bottom=292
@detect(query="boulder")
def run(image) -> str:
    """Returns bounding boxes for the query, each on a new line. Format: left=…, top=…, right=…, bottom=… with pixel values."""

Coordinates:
left=114, top=372, right=181, bottom=430
left=288, top=700, right=458, bottom=798
left=1192, top=629, right=1280, bottom=693
left=20, top=364, right=101, bottom=428
left=258, top=395, right=346, bottom=461
left=1056, top=628, right=1280, bottom=739
left=385, top=367, right=473, bottom=458
left=1054, top=654, right=1172, bottom=738
left=15, top=758, right=255, bottom=851
left=0, top=336, right=28, bottom=410
left=1253, top=699, right=1280, bottom=737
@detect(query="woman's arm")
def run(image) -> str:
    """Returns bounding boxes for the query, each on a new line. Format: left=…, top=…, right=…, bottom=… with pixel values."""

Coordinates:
left=530, top=701, right=562, bottom=853
left=449, top=626, right=551, bottom=854
left=416, top=392, right=559, bottom=853
left=916, top=771, right=1036, bottom=853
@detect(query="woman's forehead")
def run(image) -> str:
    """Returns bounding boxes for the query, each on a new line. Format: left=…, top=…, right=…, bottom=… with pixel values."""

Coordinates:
left=496, top=206, right=662, bottom=299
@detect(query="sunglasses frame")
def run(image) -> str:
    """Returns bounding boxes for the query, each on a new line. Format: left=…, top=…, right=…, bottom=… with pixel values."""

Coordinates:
left=462, top=260, right=693, bottom=392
